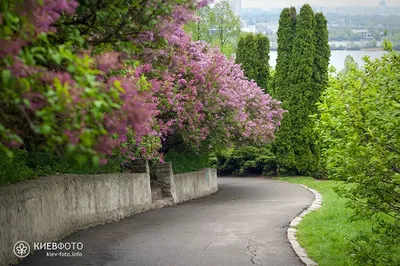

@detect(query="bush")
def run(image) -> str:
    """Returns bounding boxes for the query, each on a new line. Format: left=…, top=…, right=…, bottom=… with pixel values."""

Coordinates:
left=214, top=146, right=276, bottom=176
left=0, top=150, right=35, bottom=185
left=316, top=43, right=400, bottom=265
left=0, top=149, right=122, bottom=186
left=164, top=144, right=211, bottom=174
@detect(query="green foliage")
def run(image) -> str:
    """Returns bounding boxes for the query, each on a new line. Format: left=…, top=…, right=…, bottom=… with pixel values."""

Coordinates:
left=186, top=0, right=241, bottom=55
left=312, top=13, right=331, bottom=175
left=164, top=144, right=211, bottom=174
left=273, top=7, right=296, bottom=99
left=287, top=4, right=316, bottom=174
left=212, top=1, right=241, bottom=49
left=26, top=150, right=121, bottom=176
left=313, top=13, right=330, bottom=104
left=0, top=0, right=160, bottom=163
left=274, top=6, right=330, bottom=176
left=316, top=45, right=400, bottom=265
left=236, top=33, right=270, bottom=91
left=0, top=149, right=122, bottom=186
left=185, top=5, right=214, bottom=42
left=213, top=146, right=276, bottom=176
left=0, top=150, right=35, bottom=185
left=236, top=34, right=258, bottom=81
left=56, top=0, right=191, bottom=51
left=340, top=55, right=359, bottom=75
left=272, top=7, right=297, bottom=174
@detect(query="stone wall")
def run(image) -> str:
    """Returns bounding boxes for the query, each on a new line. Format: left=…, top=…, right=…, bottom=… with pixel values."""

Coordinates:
left=173, top=168, right=218, bottom=202
left=0, top=173, right=151, bottom=266
left=154, top=164, right=218, bottom=203
left=0, top=163, right=218, bottom=266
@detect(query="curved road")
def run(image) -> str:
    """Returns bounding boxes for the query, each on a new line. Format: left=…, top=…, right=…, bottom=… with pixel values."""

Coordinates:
left=20, top=177, right=314, bottom=266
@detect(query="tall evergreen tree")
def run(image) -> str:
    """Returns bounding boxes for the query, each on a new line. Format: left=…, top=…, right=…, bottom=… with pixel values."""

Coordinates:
left=236, top=34, right=259, bottom=82
left=275, top=4, right=318, bottom=175
left=255, top=34, right=270, bottom=91
left=312, top=12, right=330, bottom=175
left=273, top=7, right=297, bottom=174
left=236, top=33, right=270, bottom=91
left=312, top=13, right=330, bottom=105
left=289, top=4, right=317, bottom=174
left=274, top=7, right=296, bottom=99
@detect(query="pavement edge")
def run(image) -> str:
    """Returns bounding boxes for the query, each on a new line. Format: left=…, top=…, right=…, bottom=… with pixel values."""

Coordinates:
left=287, top=184, right=323, bottom=266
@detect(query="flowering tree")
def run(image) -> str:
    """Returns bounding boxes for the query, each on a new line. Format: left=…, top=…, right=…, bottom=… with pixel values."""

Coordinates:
left=0, top=0, right=284, bottom=166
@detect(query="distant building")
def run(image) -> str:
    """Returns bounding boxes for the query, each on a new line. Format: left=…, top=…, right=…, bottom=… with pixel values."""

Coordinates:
left=228, top=0, right=241, bottom=17
left=352, top=29, right=368, bottom=34
left=242, top=25, right=256, bottom=33
left=255, top=23, right=274, bottom=35
left=379, top=1, right=387, bottom=13
left=362, top=32, right=373, bottom=38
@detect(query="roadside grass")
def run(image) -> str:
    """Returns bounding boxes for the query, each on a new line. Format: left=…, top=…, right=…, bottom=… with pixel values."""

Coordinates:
left=279, top=177, right=372, bottom=266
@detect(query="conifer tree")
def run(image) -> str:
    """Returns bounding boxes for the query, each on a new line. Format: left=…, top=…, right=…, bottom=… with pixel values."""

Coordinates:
left=311, top=12, right=330, bottom=175
left=274, top=5, right=331, bottom=176
left=236, top=34, right=259, bottom=82
left=255, top=34, right=270, bottom=91
left=236, top=33, right=270, bottom=91
left=312, top=13, right=330, bottom=105
left=273, top=7, right=297, bottom=174
left=275, top=4, right=318, bottom=175
left=274, top=7, right=296, bottom=99
left=290, top=4, right=317, bottom=174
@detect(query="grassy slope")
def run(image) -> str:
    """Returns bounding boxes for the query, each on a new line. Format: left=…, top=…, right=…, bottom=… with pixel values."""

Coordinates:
left=279, top=177, right=371, bottom=266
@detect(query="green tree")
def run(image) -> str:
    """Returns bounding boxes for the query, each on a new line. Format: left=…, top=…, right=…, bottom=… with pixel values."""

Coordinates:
left=255, top=34, right=270, bottom=91
left=273, top=7, right=298, bottom=174
left=312, top=13, right=330, bottom=175
left=316, top=42, right=400, bottom=265
left=340, top=55, right=359, bottom=75
left=274, top=7, right=296, bottom=99
left=236, top=33, right=270, bottom=91
left=275, top=4, right=318, bottom=175
left=185, top=5, right=214, bottom=42
left=212, top=1, right=241, bottom=51
left=236, top=34, right=258, bottom=80
left=312, top=13, right=330, bottom=103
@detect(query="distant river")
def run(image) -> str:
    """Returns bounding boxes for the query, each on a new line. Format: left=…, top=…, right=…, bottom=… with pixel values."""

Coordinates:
left=269, top=50, right=386, bottom=71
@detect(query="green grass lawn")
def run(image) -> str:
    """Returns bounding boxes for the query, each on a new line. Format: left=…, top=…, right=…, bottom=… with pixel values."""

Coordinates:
left=279, top=177, right=372, bottom=266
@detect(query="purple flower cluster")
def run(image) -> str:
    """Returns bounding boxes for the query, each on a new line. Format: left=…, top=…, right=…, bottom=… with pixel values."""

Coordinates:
left=1, top=0, right=285, bottom=160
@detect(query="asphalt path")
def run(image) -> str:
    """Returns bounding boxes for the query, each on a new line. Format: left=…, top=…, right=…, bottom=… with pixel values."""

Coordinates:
left=19, top=177, right=314, bottom=266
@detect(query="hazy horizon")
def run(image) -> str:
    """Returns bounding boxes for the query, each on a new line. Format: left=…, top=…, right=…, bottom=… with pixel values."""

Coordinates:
left=241, top=0, right=400, bottom=9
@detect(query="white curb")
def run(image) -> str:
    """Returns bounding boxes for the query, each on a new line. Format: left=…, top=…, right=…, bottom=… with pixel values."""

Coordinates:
left=287, top=184, right=323, bottom=266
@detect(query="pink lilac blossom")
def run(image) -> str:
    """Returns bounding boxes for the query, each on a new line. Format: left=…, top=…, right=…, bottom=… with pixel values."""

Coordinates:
left=1, top=0, right=284, bottom=161
left=146, top=16, right=285, bottom=148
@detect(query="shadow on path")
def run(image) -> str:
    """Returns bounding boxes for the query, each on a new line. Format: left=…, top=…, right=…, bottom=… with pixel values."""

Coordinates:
left=19, top=177, right=313, bottom=266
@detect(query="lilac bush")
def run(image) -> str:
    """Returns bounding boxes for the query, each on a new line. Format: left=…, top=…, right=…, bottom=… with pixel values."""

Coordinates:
left=0, top=0, right=284, bottom=164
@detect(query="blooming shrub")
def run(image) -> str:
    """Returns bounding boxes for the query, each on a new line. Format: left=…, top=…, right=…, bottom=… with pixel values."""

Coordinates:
left=0, top=0, right=284, bottom=169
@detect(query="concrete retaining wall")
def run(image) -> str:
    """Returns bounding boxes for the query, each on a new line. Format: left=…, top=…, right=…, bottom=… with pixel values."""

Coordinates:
left=0, top=163, right=218, bottom=266
left=174, top=168, right=218, bottom=203
left=0, top=173, right=151, bottom=266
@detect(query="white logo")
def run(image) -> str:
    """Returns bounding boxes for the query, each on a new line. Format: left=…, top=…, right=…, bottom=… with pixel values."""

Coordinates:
left=13, top=241, right=30, bottom=258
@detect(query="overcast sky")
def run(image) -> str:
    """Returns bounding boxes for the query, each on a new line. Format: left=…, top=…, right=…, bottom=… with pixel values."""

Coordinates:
left=241, top=0, right=400, bottom=8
